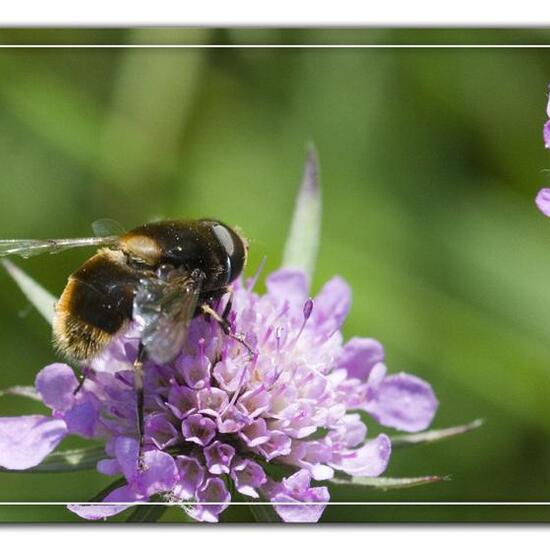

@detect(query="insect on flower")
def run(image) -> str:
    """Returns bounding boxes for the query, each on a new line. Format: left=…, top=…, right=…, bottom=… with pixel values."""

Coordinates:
left=0, top=219, right=251, bottom=463
left=0, top=149, right=476, bottom=523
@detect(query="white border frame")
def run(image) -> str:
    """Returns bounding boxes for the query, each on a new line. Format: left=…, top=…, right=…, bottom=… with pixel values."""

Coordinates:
left=0, top=32, right=549, bottom=515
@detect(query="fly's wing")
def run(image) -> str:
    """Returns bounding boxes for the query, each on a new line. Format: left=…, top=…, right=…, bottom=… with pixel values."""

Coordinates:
left=133, top=273, right=202, bottom=365
left=0, top=236, right=119, bottom=258
left=92, top=219, right=126, bottom=238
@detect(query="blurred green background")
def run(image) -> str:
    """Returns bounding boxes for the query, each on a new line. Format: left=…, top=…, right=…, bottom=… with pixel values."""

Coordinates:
left=1, top=28, right=550, bottom=522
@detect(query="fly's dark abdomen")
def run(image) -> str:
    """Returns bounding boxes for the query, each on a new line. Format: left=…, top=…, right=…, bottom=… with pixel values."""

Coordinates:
left=53, top=249, right=140, bottom=360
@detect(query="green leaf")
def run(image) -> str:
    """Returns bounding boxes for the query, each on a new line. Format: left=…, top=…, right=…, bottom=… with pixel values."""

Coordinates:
left=391, top=419, right=484, bottom=449
left=126, top=496, right=166, bottom=523
left=0, top=446, right=107, bottom=473
left=0, top=385, right=41, bottom=401
left=243, top=495, right=282, bottom=523
left=328, top=474, right=449, bottom=492
left=2, top=259, right=56, bottom=326
left=282, top=145, right=322, bottom=282
left=126, top=504, right=166, bottom=523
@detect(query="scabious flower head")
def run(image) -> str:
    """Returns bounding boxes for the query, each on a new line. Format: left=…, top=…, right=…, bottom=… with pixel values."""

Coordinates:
left=0, top=267, right=437, bottom=522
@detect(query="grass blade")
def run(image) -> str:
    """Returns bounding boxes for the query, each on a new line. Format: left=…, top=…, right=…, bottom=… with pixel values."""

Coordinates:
left=243, top=496, right=282, bottom=523
left=126, top=496, right=166, bottom=523
left=2, top=259, right=56, bottom=326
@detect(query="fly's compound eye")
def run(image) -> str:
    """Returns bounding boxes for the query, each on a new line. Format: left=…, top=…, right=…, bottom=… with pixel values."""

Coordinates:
left=211, top=223, right=246, bottom=285
left=212, top=224, right=235, bottom=257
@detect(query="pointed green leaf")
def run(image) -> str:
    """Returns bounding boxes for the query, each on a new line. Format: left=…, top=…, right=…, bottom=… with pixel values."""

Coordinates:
left=2, top=259, right=56, bottom=326
left=126, top=496, right=166, bottom=523
left=0, top=446, right=107, bottom=473
left=126, top=504, right=166, bottom=523
left=0, top=385, right=41, bottom=401
left=391, top=419, right=484, bottom=449
left=282, top=145, right=322, bottom=282
left=243, top=496, right=282, bottom=523
left=329, top=474, right=449, bottom=492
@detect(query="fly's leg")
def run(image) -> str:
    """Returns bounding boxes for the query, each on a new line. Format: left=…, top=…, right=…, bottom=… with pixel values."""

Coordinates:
left=201, top=301, right=254, bottom=357
left=134, top=342, right=147, bottom=471
left=221, top=289, right=233, bottom=323
left=73, top=363, right=90, bottom=395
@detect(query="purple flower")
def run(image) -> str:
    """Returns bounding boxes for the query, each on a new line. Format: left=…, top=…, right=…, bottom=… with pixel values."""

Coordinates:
left=265, top=470, right=330, bottom=523
left=0, top=415, right=67, bottom=470
left=536, top=188, right=550, bottom=217
left=535, top=85, right=550, bottom=215
left=0, top=267, right=437, bottom=522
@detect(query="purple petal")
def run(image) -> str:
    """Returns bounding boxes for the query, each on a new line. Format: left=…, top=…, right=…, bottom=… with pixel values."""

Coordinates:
left=35, top=363, right=77, bottom=412
left=216, top=405, right=250, bottom=434
left=167, top=384, right=198, bottom=419
left=213, top=358, right=242, bottom=392
left=0, top=415, right=67, bottom=470
left=544, top=120, right=550, bottom=150
left=281, top=469, right=312, bottom=492
left=197, top=387, right=229, bottom=418
left=536, top=188, right=550, bottom=216
left=272, top=402, right=317, bottom=438
left=181, top=414, right=216, bottom=446
left=334, top=434, right=391, bottom=477
left=204, top=441, right=235, bottom=475
left=97, top=458, right=121, bottom=476
left=258, top=430, right=292, bottom=460
left=312, top=276, right=351, bottom=336
left=273, top=489, right=329, bottom=523
left=136, top=450, right=178, bottom=497
left=68, top=485, right=142, bottom=520
left=270, top=470, right=329, bottom=523
left=337, top=338, right=384, bottom=381
left=230, top=459, right=267, bottom=498
left=365, top=373, right=438, bottom=432
left=114, top=436, right=139, bottom=482
left=186, top=477, right=230, bottom=523
left=176, top=355, right=211, bottom=390
left=283, top=441, right=334, bottom=481
left=173, top=456, right=205, bottom=500
left=239, top=418, right=270, bottom=447
left=237, top=387, right=270, bottom=418
left=266, top=269, right=309, bottom=302
left=113, top=436, right=178, bottom=497
left=63, top=400, right=99, bottom=438
left=145, top=414, right=179, bottom=450
left=335, top=414, right=368, bottom=448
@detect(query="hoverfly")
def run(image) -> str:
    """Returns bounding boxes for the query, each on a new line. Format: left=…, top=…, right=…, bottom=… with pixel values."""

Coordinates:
left=0, top=219, right=250, bottom=464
